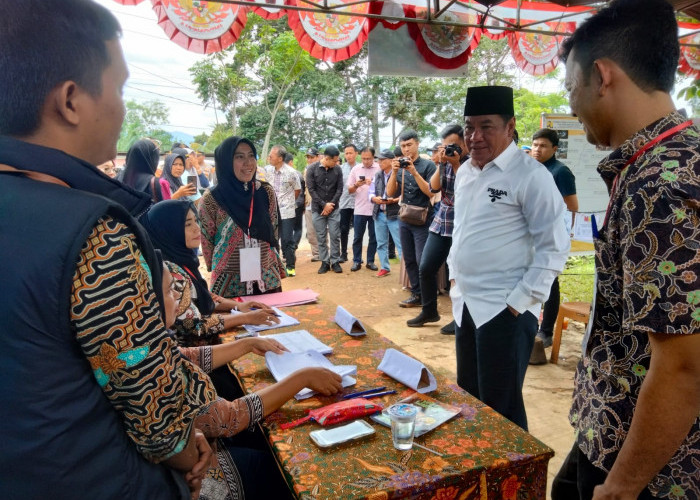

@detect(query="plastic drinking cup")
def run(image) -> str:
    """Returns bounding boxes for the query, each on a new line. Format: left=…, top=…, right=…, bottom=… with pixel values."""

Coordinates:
left=387, top=403, right=418, bottom=450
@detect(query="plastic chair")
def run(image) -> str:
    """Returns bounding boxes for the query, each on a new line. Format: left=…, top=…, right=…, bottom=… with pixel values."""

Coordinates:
left=550, top=302, right=591, bottom=364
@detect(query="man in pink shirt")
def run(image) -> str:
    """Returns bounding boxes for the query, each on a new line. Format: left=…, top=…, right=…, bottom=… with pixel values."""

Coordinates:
left=348, top=146, right=380, bottom=271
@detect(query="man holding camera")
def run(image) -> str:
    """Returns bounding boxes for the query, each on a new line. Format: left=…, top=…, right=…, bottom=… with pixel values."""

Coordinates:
left=448, top=86, right=569, bottom=430
left=386, top=130, right=437, bottom=307
left=348, top=146, right=380, bottom=271
left=407, top=124, right=468, bottom=329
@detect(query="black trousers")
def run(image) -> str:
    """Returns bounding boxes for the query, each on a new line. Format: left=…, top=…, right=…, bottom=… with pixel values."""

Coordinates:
left=455, top=304, right=537, bottom=430
left=418, top=232, right=452, bottom=316
left=339, top=207, right=354, bottom=257
left=539, top=276, right=560, bottom=337
left=552, top=442, right=662, bottom=500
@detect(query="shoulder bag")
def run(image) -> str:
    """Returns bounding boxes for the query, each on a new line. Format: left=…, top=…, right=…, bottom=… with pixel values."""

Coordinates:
left=397, top=169, right=429, bottom=225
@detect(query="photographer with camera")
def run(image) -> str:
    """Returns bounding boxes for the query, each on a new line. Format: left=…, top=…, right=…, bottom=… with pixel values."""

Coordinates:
left=386, top=130, right=437, bottom=307
left=407, top=125, right=468, bottom=330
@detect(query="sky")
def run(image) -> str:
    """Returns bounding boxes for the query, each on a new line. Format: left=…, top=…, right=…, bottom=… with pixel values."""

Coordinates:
left=95, top=0, right=219, bottom=136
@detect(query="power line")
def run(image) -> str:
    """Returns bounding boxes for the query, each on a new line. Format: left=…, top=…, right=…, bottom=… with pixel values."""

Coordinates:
left=129, top=63, right=197, bottom=92
left=125, top=84, right=204, bottom=106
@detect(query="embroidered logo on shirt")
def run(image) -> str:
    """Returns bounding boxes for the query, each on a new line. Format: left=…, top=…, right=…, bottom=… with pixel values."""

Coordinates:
left=487, top=187, right=508, bottom=202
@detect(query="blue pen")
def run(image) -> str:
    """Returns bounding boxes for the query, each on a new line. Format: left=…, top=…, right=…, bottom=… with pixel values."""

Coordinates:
left=341, top=386, right=387, bottom=399
left=361, top=390, right=397, bottom=399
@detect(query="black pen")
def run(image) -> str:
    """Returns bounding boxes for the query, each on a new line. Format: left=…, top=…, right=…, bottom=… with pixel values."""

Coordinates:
left=341, top=386, right=387, bottom=399
left=361, top=390, right=396, bottom=399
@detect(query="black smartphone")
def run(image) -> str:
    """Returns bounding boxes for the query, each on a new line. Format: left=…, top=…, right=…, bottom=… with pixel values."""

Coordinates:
left=187, top=175, right=197, bottom=186
left=359, top=175, right=365, bottom=181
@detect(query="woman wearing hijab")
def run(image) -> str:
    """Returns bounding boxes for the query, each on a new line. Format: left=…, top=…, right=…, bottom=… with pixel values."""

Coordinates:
left=119, top=139, right=166, bottom=201
left=199, top=137, right=285, bottom=298
left=141, top=199, right=280, bottom=347
left=161, top=152, right=197, bottom=200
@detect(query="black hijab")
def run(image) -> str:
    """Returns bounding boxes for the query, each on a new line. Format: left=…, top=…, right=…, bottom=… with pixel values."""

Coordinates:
left=119, top=139, right=162, bottom=201
left=211, top=137, right=277, bottom=247
left=162, top=153, right=185, bottom=194
left=140, top=199, right=216, bottom=316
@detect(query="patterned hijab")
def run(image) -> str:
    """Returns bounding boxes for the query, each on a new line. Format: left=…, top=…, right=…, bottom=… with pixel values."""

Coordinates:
left=140, top=199, right=216, bottom=316
left=161, top=153, right=185, bottom=194
left=211, top=136, right=277, bottom=247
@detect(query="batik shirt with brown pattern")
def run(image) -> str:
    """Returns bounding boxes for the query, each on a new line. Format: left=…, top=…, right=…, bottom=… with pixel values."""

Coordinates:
left=570, top=112, right=700, bottom=499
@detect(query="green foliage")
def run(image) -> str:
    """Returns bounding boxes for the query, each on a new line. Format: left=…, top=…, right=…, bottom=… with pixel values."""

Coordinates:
left=514, top=88, right=568, bottom=143
left=204, top=124, right=235, bottom=153
left=677, top=79, right=700, bottom=116
left=559, top=255, right=595, bottom=303
left=117, top=100, right=173, bottom=152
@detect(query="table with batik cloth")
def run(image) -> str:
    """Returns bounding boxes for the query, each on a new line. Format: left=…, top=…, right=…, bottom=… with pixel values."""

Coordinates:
left=220, top=300, right=553, bottom=500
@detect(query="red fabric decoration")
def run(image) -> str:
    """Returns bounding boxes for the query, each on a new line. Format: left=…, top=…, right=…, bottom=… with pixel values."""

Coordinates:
left=286, top=0, right=370, bottom=62
left=507, top=21, right=576, bottom=76
left=246, top=0, right=287, bottom=20
left=367, top=1, right=405, bottom=31
left=679, top=32, right=700, bottom=79
left=151, top=0, right=248, bottom=54
left=403, top=5, right=482, bottom=70
left=280, top=398, right=382, bottom=429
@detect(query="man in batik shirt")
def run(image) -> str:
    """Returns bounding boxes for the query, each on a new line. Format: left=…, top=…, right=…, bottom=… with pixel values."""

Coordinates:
left=553, top=1, right=700, bottom=499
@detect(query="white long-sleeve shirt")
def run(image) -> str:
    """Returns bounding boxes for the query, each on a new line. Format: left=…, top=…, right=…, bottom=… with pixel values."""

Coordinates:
left=447, top=141, right=570, bottom=328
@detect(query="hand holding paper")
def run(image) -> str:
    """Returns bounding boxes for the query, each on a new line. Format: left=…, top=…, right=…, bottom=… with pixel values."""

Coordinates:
left=377, top=348, right=437, bottom=393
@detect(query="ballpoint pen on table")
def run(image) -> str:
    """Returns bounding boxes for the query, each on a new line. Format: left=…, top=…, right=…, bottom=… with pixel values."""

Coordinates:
left=341, top=386, right=387, bottom=399
left=361, top=390, right=397, bottom=399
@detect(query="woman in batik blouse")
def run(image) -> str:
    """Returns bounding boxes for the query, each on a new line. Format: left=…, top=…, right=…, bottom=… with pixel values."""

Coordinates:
left=159, top=265, right=342, bottom=500
left=141, top=199, right=279, bottom=347
left=199, top=137, right=286, bottom=298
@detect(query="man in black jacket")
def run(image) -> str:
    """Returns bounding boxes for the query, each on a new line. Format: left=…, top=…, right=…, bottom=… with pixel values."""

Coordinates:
left=306, top=146, right=345, bottom=274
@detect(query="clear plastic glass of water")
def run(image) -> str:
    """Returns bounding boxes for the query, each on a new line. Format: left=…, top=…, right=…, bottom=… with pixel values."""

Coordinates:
left=387, top=403, right=418, bottom=450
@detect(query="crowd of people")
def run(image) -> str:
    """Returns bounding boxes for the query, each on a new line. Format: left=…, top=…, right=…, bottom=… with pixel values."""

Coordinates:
left=1, top=0, right=698, bottom=499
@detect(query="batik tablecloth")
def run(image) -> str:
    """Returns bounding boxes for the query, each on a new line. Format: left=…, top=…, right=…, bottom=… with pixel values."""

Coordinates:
left=221, top=300, right=553, bottom=500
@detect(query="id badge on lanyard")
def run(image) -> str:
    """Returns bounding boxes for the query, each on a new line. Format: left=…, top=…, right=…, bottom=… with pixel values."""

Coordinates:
left=239, top=184, right=262, bottom=283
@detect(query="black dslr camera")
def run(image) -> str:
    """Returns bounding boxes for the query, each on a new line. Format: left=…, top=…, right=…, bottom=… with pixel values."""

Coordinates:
left=398, top=157, right=412, bottom=168
left=444, top=143, right=462, bottom=157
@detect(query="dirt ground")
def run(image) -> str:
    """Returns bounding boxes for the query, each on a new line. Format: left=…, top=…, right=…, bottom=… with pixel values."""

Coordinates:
left=273, top=238, right=585, bottom=499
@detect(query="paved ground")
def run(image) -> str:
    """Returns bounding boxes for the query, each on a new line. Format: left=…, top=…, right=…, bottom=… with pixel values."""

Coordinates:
left=271, top=239, right=585, bottom=499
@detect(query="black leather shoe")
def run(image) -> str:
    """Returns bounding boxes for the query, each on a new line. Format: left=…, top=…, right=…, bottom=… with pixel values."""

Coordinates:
left=350, top=262, right=361, bottom=272
left=399, top=294, right=422, bottom=308
left=366, top=263, right=378, bottom=271
left=440, top=320, right=456, bottom=335
left=318, top=262, right=330, bottom=274
left=332, top=262, right=343, bottom=273
left=340, top=253, right=348, bottom=263
left=407, top=311, right=440, bottom=327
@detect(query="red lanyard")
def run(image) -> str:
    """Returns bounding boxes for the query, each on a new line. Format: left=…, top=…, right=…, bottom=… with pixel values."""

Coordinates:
left=181, top=265, right=198, bottom=283
left=603, top=120, right=693, bottom=227
left=247, top=183, right=255, bottom=235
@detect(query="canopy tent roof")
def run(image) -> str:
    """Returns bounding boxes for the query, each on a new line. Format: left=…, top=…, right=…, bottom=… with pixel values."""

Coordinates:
left=113, top=1, right=700, bottom=77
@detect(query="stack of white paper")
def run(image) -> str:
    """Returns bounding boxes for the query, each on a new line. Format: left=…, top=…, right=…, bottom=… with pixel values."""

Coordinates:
left=230, top=307, right=300, bottom=333
left=265, top=350, right=357, bottom=400
left=263, top=330, right=333, bottom=355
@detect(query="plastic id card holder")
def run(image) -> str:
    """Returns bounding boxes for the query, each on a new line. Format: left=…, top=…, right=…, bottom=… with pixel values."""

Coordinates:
left=239, top=247, right=262, bottom=282
left=309, top=420, right=375, bottom=448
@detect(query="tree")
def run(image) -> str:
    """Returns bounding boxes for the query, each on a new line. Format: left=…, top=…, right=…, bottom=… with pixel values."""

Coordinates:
left=117, top=100, right=173, bottom=152
left=513, top=88, right=569, bottom=143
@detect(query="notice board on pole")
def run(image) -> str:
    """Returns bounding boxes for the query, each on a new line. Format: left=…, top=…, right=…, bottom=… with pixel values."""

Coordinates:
left=540, top=113, right=611, bottom=214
